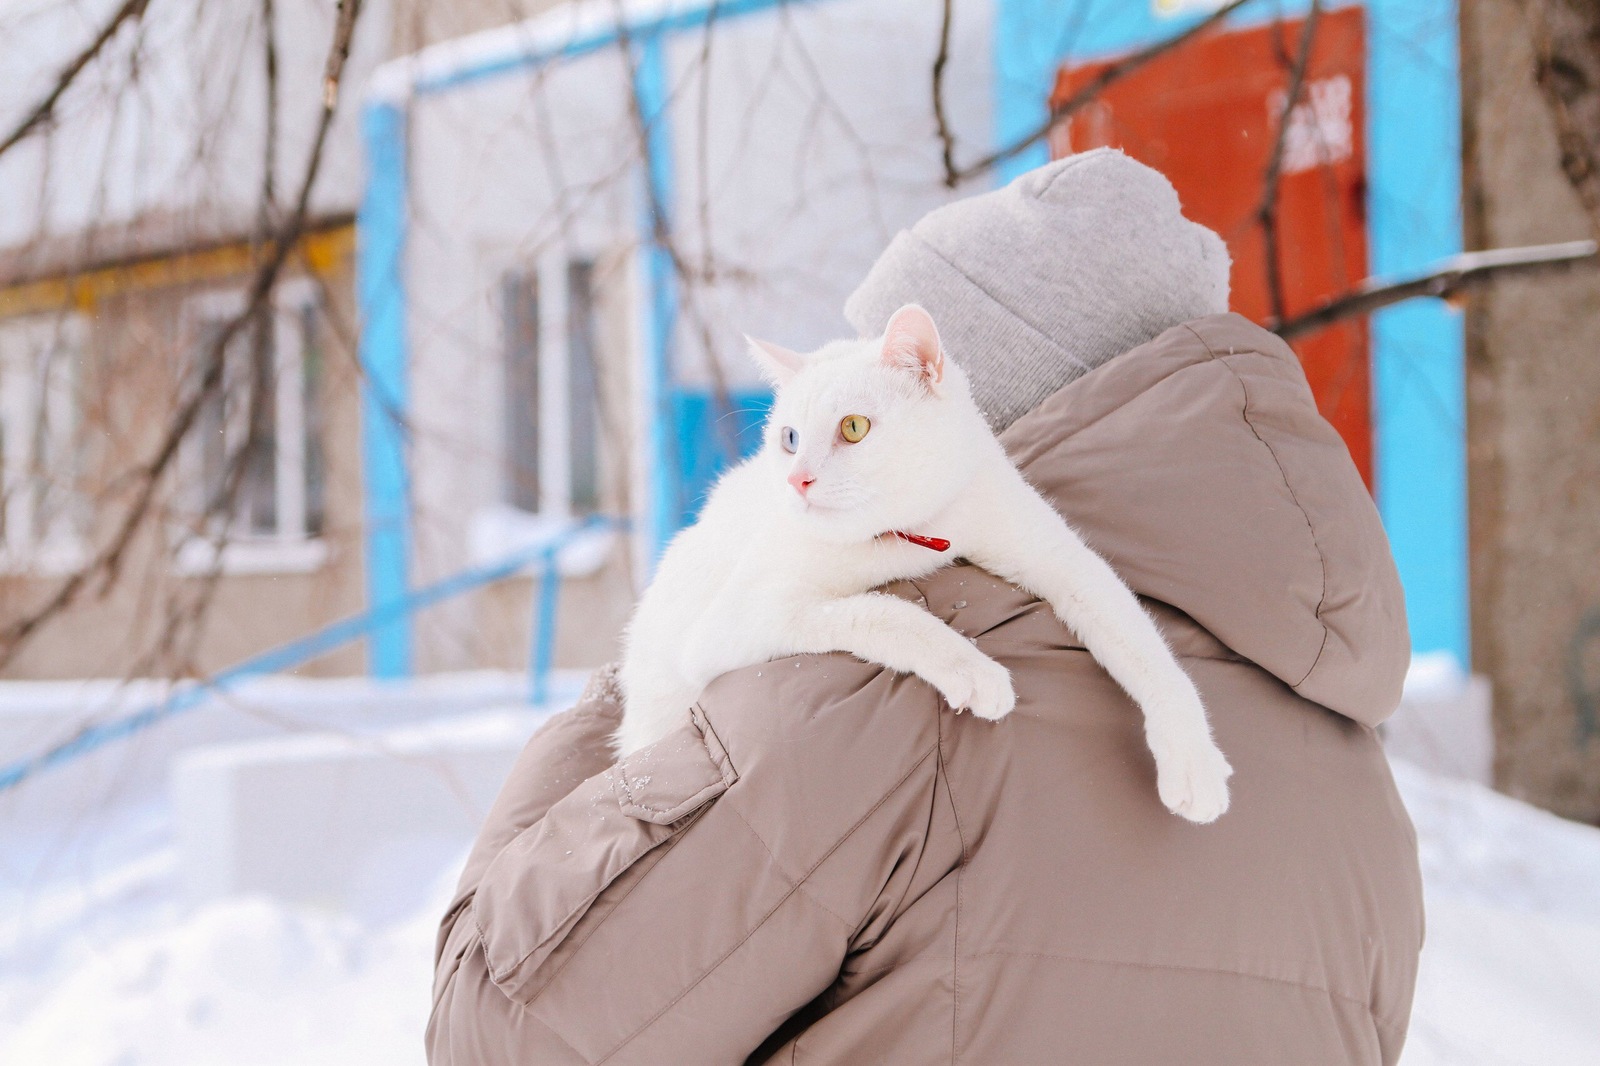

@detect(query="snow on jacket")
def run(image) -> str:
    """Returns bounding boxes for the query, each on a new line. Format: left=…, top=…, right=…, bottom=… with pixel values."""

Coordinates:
left=426, top=313, right=1425, bottom=1065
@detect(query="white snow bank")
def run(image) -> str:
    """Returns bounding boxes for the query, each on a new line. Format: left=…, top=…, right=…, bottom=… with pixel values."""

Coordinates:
left=1, top=878, right=450, bottom=1066
left=1405, top=897, right=1600, bottom=1066
left=1385, top=652, right=1495, bottom=785
left=1393, top=759, right=1600, bottom=1065
left=1393, top=758, right=1600, bottom=925
left=172, top=708, right=543, bottom=909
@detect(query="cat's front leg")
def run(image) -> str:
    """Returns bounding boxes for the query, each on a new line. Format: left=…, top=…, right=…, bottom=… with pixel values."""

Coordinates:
left=679, top=596, right=780, bottom=690
left=957, top=471, right=1232, bottom=822
left=1143, top=699, right=1233, bottom=824
left=788, top=593, right=1016, bottom=720
left=615, top=657, right=705, bottom=757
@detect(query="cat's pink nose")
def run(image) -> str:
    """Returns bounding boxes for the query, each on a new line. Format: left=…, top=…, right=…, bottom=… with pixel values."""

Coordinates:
left=788, top=470, right=816, bottom=496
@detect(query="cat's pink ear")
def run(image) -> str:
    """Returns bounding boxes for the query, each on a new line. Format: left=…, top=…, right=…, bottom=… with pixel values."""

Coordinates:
left=880, top=304, right=944, bottom=388
left=745, top=334, right=805, bottom=384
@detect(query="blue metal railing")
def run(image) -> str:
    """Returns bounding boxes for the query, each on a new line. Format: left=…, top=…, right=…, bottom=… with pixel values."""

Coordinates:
left=0, top=515, right=618, bottom=795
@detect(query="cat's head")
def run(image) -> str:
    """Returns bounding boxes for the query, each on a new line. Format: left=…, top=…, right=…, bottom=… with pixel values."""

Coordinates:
left=746, top=304, right=986, bottom=542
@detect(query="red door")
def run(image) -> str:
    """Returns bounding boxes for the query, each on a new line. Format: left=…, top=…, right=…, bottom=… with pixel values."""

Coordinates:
left=1051, top=8, right=1372, bottom=485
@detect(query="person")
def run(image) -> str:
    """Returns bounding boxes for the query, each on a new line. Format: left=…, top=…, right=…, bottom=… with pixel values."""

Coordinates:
left=426, top=149, right=1424, bottom=1065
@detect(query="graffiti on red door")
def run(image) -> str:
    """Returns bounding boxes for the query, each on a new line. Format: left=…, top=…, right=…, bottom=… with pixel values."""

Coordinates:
left=1052, top=8, right=1372, bottom=485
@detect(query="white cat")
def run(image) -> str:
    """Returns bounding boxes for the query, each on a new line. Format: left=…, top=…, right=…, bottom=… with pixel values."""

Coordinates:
left=618, top=304, right=1233, bottom=822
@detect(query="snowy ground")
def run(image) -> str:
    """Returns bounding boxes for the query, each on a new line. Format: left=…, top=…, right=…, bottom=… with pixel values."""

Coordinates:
left=1392, top=761, right=1600, bottom=1064
left=3, top=720, right=1599, bottom=1063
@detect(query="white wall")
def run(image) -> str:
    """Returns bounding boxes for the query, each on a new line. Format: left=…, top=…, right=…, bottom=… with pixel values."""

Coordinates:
left=404, top=34, right=640, bottom=660
left=398, top=0, right=995, bottom=663
left=659, top=0, right=994, bottom=380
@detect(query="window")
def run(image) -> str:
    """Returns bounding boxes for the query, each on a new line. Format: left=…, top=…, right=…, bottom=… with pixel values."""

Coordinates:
left=0, top=313, right=86, bottom=573
left=502, top=269, right=541, bottom=512
left=500, top=257, right=601, bottom=517
left=472, top=256, right=610, bottom=573
left=177, top=279, right=327, bottom=573
left=566, top=260, right=601, bottom=516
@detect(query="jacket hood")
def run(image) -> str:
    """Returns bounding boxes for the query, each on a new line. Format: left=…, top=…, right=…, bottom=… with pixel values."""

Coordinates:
left=998, top=313, right=1410, bottom=727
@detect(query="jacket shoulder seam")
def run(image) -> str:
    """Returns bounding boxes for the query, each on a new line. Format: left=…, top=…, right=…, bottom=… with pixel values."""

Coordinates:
left=721, top=800, right=855, bottom=930
left=597, top=735, right=942, bottom=1063
left=1181, top=323, right=1331, bottom=688
left=521, top=1004, right=592, bottom=1063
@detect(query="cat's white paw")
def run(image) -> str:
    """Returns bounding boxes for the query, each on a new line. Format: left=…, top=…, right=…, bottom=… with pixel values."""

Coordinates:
left=937, top=650, right=1016, bottom=721
left=1150, top=729, right=1233, bottom=824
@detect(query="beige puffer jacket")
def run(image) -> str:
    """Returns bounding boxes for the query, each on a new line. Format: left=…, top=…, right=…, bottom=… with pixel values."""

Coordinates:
left=427, top=314, right=1424, bottom=1065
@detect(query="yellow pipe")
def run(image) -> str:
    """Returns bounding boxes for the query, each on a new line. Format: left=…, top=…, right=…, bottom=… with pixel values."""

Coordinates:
left=0, top=224, right=354, bottom=319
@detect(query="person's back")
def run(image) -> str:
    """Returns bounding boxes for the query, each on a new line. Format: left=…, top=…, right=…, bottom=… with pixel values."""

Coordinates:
left=426, top=154, right=1424, bottom=1065
left=736, top=312, right=1421, bottom=1063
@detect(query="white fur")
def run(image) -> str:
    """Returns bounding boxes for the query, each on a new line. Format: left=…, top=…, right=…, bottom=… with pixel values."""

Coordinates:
left=619, top=305, right=1233, bottom=822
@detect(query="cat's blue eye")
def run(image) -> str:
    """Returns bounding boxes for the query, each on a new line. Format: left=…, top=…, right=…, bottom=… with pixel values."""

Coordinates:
left=780, top=426, right=799, bottom=453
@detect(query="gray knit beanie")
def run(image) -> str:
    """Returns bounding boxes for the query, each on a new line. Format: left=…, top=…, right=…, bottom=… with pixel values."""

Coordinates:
left=844, top=148, right=1231, bottom=431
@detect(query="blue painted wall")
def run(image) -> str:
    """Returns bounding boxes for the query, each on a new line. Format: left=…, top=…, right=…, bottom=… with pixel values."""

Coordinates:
left=1364, top=0, right=1467, bottom=666
left=994, top=0, right=1468, bottom=665
left=670, top=387, right=774, bottom=528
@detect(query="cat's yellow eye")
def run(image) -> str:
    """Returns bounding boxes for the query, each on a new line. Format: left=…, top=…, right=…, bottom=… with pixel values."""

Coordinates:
left=839, top=414, right=871, bottom=443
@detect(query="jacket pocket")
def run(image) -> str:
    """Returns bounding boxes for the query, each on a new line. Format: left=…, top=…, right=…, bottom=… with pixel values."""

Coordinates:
left=472, top=705, right=737, bottom=1003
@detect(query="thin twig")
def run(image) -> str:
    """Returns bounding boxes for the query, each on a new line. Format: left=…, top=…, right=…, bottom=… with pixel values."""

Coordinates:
left=949, top=0, right=1254, bottom=185
left=695, top=1, right=721, bottom=283
left=1271, top=240, right=1599, bottom=340
left=614, top=10, right=739, bottom=468
left=933, top=0, right=957, bottom=186
left=0, top=0, right=152, bottom=160
left=260, top=0, right=280, bottom=228
left=1257, top=0, right=1322, bottom=326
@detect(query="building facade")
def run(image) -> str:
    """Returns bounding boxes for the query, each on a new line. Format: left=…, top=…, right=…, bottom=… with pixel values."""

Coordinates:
left=4, top=0, right=1479, bottom=715
left=356, top=0, right=1467, bottom=682
left=0, top=0, right=568, bottom=678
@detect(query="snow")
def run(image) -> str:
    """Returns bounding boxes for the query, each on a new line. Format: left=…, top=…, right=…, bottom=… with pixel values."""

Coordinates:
left=1385, top=651, right=1495, bottom=785
left=3, top=887, right=445, bottom=1065
left=1407, top=899, right=1600, bottom=1065
left=366, top=0, right=742, bottom=103
left=1395, top=759, right=1600, bottom=925
left=0, top=742, right=479, bottom=1066
left=3, top=695, right=1600, bottom=1063
left=1393, top=759, right=1600, bottom=1066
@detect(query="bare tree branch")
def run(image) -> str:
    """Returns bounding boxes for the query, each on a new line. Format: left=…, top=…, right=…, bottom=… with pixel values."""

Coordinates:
left=0, top=0, right=367, bottom=669
left=612, top=1, right=751, bottom=471
left=1256, top=0, right=1321, bottom=326
left=260, top=0, right=281, bottom=227
left=0, top=0, right=152, bottom=161
left=1271, top=240, right=1599, bottom=341
left=933, top=0, right=957, bottom=186
left=948, top=0, right=1254, bottom=185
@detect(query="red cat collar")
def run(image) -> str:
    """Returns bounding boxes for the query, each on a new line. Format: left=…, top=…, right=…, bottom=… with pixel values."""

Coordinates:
left=888, top=530, right=951, bottom=552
